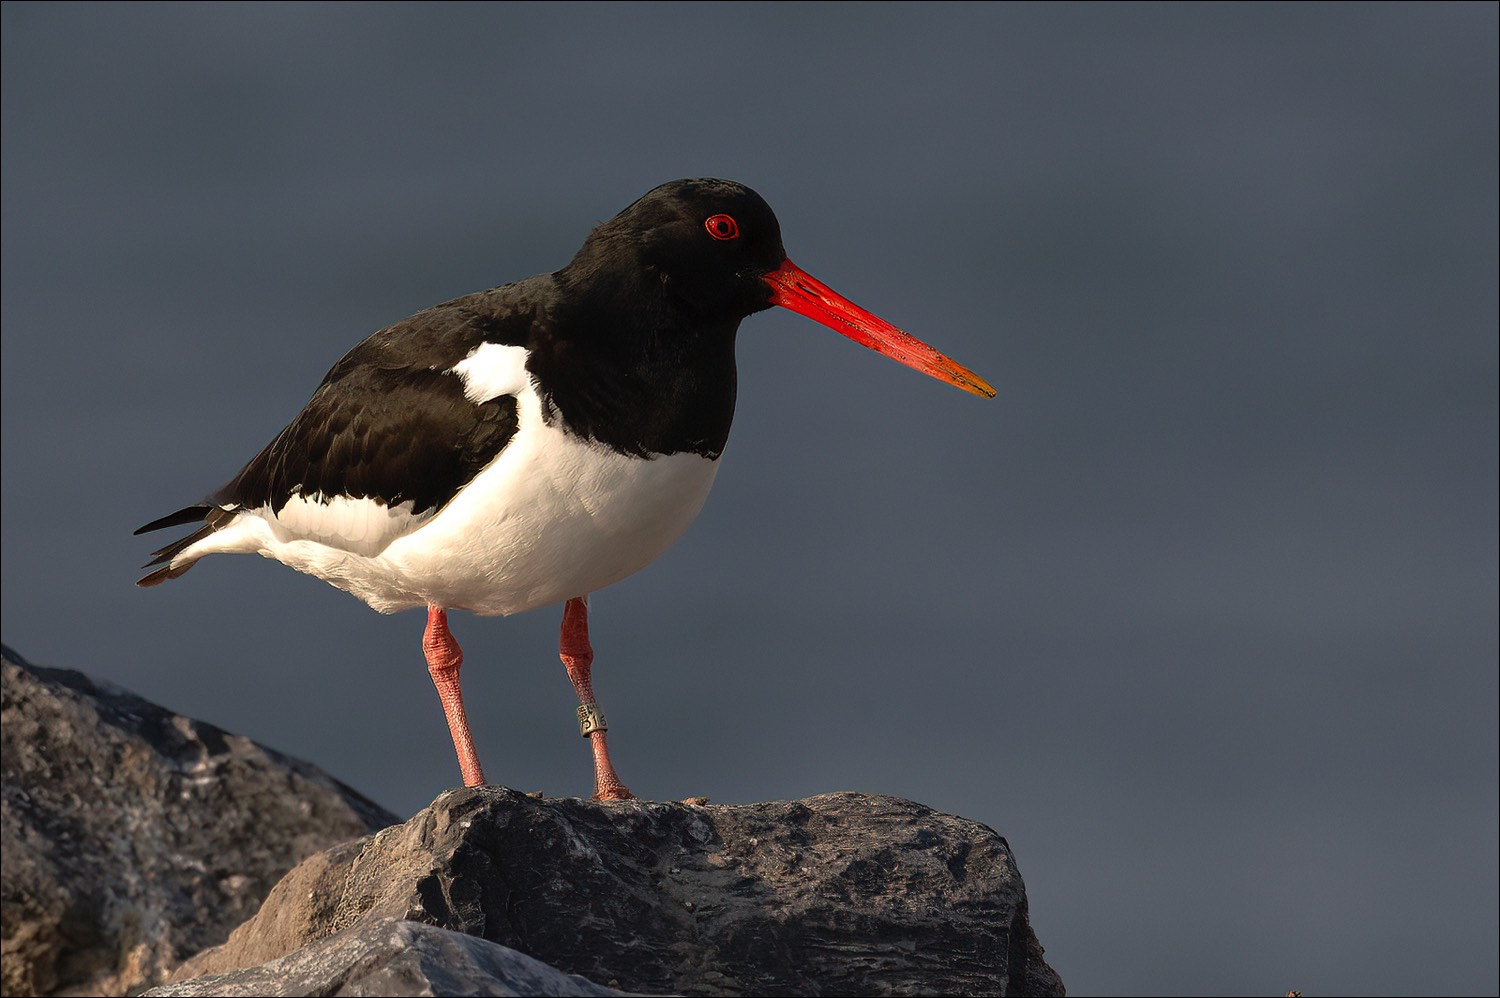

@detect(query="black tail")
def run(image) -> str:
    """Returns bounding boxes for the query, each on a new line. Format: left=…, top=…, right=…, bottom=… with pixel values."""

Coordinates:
left=135, top=504, right=213, bottom=536
left=135, top=505, right=234, bottom=587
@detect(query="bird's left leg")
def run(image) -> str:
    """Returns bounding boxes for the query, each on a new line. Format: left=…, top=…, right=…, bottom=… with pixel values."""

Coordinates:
left=423, top=605, right=488, bottom=788
left=559, top=596, right=634, bottom=801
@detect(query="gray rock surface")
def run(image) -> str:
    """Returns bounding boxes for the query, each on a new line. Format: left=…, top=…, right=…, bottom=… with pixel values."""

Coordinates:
left=1, top=647, right=1063, bottom=996
left=0, top=645, right=400, bottom=997
left=142, top=917, right=628, bottom=997
left=176, top=785, right=1064, bottom=996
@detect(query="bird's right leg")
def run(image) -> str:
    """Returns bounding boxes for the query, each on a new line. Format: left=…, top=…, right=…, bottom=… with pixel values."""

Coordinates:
left=423, top=605, right=487, bottom=788
left=559, top=596, right=634, bottom=801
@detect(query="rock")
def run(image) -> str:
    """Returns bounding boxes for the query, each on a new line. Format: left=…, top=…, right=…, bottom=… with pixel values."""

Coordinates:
left=1, top=646, right=1063, bottom=996
left=142, top=917, right=628, bottom=997
left=175, top=785, right=1064, bottom=996
left=0, top=645, right=400, bottom=997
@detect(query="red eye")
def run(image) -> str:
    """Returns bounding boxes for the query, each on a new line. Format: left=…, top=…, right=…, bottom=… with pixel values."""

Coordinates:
left=705, top=214, right=739, bottom=240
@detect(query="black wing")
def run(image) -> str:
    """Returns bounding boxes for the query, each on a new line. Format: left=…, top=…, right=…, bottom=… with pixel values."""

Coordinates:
left=136, top=282, right=543, bottom=583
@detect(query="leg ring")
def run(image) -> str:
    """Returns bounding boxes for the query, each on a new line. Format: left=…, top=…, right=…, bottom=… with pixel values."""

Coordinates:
left=577, top=702, right=608, bottom=737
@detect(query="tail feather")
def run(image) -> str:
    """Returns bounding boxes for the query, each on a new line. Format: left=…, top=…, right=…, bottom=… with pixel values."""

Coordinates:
left=135, top=506, right=238, bottom=587
left=137, top=560, right=198, bottom=588
left=135, top=504, right=213, bottom=535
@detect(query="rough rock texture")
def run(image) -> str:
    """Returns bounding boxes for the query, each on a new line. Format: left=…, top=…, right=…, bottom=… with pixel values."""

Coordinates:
left=175, top=785, right=1064, bottom=996
left=0, top=646, right=400, bottom=997
left=142, top=917, right=627, bottom=997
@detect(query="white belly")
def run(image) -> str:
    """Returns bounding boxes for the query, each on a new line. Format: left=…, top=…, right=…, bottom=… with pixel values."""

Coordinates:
left=266, top=425, right=718, bottom=615
left=180, top=366, right=721, bottom=616
left=381, top=429, right=718, bottom=615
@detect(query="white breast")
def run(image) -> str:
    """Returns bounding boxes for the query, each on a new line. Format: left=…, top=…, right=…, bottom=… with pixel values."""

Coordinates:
left=375, top=410, right=720, bottom=615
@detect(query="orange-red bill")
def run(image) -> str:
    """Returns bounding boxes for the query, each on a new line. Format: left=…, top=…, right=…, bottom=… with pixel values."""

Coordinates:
left=762, top=258, right=996, bottom=399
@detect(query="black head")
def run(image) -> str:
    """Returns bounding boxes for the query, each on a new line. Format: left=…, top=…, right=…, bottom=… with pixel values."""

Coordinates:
left=564, top=178, right=788, bottom=322
left=560, top=177, right=996, bottom=399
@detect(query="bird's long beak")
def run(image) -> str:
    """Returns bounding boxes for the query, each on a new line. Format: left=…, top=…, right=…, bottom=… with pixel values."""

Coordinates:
left=763, top=258, right=996, bottom=398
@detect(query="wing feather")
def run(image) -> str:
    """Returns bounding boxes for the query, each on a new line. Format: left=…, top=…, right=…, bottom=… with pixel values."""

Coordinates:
left=135, top=281, right=543, bottom=583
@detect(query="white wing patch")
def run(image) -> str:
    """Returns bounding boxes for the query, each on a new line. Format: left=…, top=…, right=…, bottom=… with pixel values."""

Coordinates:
left=448, top=342, right=530, bottom=404
left=270, top=493, right=428, bottom=557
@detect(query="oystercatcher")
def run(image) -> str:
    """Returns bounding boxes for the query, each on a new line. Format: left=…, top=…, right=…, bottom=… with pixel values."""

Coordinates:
left=136, top=178, right=994, bottom=800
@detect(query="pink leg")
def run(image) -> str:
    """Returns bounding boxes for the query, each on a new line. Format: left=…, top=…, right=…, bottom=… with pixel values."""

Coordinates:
left=423, top=606, right=487, bottom=788
left=560, top=597, right=634, bottom=801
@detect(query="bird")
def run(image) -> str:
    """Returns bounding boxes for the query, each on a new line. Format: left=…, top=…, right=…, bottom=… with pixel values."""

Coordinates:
left=136, top=178, right=995, bottom=801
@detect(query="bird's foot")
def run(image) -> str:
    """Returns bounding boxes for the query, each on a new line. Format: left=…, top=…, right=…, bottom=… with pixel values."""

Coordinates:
left=593, top=781, right=635, bottom=802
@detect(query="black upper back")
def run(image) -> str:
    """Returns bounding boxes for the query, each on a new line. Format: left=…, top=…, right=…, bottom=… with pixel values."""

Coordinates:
left=156, top=179, right=791, bottom=524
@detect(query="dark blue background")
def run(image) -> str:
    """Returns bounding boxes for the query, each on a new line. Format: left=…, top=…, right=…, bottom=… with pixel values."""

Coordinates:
left=3, top=4, right=1495, bottom=994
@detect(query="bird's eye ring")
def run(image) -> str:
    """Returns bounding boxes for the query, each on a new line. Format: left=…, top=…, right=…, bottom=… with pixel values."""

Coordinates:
left=705, top=214, right=740, bottom=241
